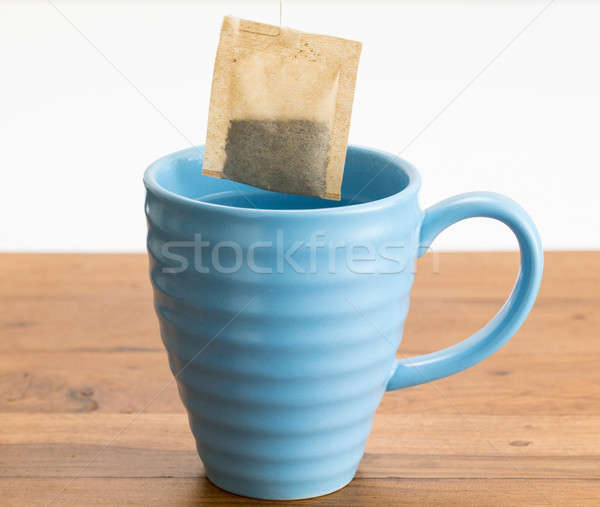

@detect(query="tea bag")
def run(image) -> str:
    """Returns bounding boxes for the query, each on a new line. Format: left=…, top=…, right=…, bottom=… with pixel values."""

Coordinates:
left=203, top=17, right=362, bottom=200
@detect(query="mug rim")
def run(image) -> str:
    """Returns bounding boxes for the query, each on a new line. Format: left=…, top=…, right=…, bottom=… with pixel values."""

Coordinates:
left=143, top=144, right=421, bottom=216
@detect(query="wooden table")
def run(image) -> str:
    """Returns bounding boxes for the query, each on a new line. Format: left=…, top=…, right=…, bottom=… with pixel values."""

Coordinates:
left=1, top=252, right=598, bottom=506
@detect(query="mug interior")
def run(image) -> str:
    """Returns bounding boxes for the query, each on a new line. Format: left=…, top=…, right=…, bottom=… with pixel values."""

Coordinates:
left=148, top=145, right=417, bottom=211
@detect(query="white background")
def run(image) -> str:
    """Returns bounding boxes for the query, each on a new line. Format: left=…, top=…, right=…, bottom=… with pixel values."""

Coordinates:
left=1, top=0, right=598, bottom=252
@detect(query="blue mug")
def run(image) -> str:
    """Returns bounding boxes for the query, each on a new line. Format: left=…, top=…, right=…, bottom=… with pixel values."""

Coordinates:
left=144, top=145, right=543, bottom=500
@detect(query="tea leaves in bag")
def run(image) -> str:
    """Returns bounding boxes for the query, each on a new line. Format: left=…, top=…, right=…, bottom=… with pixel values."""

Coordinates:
left=203, top=17, right=361, bottom=200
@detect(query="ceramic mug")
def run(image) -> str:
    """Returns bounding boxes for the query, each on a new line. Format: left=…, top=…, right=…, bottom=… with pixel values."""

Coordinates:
left=144, top=145, right=543, bottom=500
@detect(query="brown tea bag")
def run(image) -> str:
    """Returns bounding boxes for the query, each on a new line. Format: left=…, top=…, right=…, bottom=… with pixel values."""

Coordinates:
left=203, top=16, right=362, bottom=200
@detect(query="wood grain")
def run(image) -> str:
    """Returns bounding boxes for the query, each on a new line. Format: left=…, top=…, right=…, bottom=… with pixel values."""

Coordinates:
left=0, top=252, right=599, bottom=505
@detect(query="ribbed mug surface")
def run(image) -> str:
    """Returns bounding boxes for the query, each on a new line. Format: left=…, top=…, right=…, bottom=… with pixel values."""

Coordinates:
left=144, top=145, right=421, bottom=499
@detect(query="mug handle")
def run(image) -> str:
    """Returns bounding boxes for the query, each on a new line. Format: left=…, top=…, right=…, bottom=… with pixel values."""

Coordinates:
left=386, top=192, right=543, bottom=390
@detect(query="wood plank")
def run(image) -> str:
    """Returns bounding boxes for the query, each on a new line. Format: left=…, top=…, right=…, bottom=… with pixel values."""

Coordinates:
left=2, top=295, right=598, bottom=355
left=1, top=252, right=599, bottom=505
left=0, top=254, right=158, bottom=353
left=2, top=478, right=599, bottom=506
left=1, top=251, right=597, bottom=301
left=1, top=252, right=598, bottom=354
left=2, top=414, right=599, bottom=479
left=413, top=250, right=599, bottom=300
left=3, top=412, right=600, bottom=457
left=1, top=350, right=598, bottom=415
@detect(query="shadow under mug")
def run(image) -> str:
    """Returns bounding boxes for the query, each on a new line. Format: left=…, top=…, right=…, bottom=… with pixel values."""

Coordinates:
left=144, top=145, right=543, bottom=500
